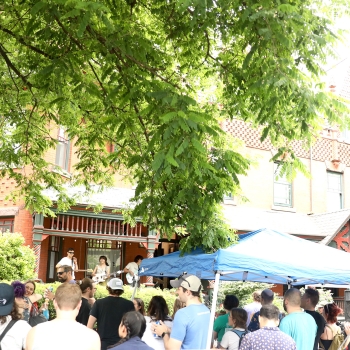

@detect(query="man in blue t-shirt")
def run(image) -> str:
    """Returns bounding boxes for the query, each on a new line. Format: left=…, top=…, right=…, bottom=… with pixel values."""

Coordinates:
left=280, top=288, right=317, bottom=350
left=154, top=274, right=210, bottom=349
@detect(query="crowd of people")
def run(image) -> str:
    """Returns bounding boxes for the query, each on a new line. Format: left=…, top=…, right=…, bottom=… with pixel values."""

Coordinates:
left=1, top=251, right=350, bottom=350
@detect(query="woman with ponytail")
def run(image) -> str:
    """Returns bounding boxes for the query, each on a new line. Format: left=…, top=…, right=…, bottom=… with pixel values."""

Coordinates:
left=319, top=302, right=344, bottom=350
left=108, top=311, right=153, bottom=350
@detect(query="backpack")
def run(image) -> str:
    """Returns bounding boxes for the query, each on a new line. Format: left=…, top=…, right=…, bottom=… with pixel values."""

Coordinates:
left=319, top=325, right=345, bottom=350
left=231, top=329, right=249, bottom=347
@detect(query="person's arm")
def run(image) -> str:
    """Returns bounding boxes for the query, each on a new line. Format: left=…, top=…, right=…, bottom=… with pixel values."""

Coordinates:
left=26, top=326, right=36, bottom=350
left=106, top=266, right=110, bottom=277
left=73, top=257, right=79, bottom=272
left=87, top=315, right=97, bottom=329
left=213, top=330, right=218, bottom=340
left=162, top=333, right=182, bottom=350
left=123, top=263, right=134, bottom=275
left=29, top=293, right=43, bottom=303
left=92, top=266, right=97, bottom=276
left=154, top=320, right=183, bottom=350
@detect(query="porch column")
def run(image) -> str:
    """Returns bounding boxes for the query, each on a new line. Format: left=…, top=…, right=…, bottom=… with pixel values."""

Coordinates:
left=33, top=213, right=44, bottom=278
left=144, top=229, right=159, bottom=287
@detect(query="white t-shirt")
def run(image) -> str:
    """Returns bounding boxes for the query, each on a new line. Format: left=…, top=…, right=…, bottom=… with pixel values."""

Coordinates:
left=0, top=315, right=31, bottom=350
left=30, top=319, right=99, bottom=350
left=220, top=328, right=246, bottom=350
left=142, top=316, right=173, bottom=350
left=243, top=302, right=261, bottom=326
left=125, top=262, right=138, bottom=275
left=57, top=257, right=76, bottom=279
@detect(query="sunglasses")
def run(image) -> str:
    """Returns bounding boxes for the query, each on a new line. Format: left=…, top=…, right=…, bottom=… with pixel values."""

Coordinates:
left=57, top=271, right=66, bottom=275
left=68, top=251, right=74, bottom=254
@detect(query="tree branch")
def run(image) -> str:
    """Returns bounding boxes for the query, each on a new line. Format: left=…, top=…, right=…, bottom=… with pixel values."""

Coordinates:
left=0, top=44, right=33, bottom=88
left=0, top=25, right=55, bottom=59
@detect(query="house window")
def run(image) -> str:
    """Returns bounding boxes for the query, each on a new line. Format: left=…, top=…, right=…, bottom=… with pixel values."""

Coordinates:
left=273, top=163, right=292, bottom=207
left=55, top=127, right=70, bottom=171
left=342, top=129, right=350, bottom=143
left=327, top=171, right=343, bottom=211
left=0, top=217, right=14, bottom=232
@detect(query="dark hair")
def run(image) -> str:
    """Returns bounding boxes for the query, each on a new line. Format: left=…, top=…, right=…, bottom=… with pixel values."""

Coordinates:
left=58, top=265, right=73, bottom=273
left=147, top=296, right=171, bottom=322
left=231, top=308, right=248, bottom=329
left=79, top=278, right=93, bottom=293
left=261, top=289, right=274, bottom=304
left=303, top=288, right=319, bottom=308
left=223, top=295, right=239, bottom=310
left=99, top=256, right=109, bottom=266
left=134, top=298, right=145, bottom=315
left=134, top=255, right=143, bottom=263
left=11, top=281, right=25, bottom=298
left=25, top=280, right=37, bottom=293
left=324, top=303, right=343, bottom=323
left=106, top=286, right=124, bottom=296
left=107, top=311, right=146, bottom=349
left=0, top=302, right=22, bottom=324
left=284, top=288, right=301, bottom=306
left=260, top=304, right=280, bottom=320
left=67, top=247, right=74, bottom=252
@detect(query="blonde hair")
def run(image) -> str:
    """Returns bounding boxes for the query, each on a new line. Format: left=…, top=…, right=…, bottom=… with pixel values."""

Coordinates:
left=55, top=283, right=82, bottom=310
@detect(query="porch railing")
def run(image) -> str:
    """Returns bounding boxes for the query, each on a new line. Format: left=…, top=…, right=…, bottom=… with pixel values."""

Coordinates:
left=49, top=214, right=143, bottom=237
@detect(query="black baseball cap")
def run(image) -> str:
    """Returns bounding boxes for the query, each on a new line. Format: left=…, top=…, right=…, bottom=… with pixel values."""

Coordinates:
left=0, top=283, right=15, bottom=316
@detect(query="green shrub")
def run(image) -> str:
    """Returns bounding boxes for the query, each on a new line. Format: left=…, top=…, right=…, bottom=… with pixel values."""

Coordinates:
left=0, top=232, right=36, bottom=281
left=34, top=283, right=177, bottom=320
left=217, top=281, right=284, bottom=311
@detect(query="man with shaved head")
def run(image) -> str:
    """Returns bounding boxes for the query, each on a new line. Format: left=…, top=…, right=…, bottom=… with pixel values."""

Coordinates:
left=280, top=288, right=317, bottom=350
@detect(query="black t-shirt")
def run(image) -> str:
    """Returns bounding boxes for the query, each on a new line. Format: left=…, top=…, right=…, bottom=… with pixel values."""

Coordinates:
left=305, top=310, right=326, bottom=350
left=76, top=297, right=91, bottom=326
left=90, top=295, right=134, bottom=350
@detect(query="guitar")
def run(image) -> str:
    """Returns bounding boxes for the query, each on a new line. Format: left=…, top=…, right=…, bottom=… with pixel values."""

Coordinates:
left=126, top=272, right=140, bottom=284
left=93, top=270, right=124, bottom=283
left=92, top=273, right=108, bottom=283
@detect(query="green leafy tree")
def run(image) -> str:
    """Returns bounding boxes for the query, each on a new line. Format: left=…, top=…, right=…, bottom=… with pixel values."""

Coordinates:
left=0, top=232, right=36, bottom=280
left=0, top=0, right=349, bottom=251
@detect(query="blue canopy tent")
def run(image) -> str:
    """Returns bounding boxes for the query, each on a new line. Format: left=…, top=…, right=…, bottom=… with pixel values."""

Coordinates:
left=139, top=228, right=350, bottom=349
left=140, top=228, right=350, bottom=285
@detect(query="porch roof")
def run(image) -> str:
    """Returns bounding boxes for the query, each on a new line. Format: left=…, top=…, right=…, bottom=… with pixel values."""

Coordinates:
left=42, top=186, right=136, bottom=209
left=223, top=205, right=324, bottom=237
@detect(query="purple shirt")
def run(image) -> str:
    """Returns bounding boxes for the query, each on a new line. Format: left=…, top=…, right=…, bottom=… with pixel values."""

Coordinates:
left=240, top=326, right=296, bottom=350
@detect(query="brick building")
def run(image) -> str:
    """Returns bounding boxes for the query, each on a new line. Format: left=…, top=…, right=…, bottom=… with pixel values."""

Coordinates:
left=0, top=126, right=162, bottom=284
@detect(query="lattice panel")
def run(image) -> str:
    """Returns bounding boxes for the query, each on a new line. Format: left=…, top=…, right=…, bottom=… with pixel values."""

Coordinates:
left=339, top=143, right=350, bottom=166
left=311, top=138, right=333, bottom=162
left=224, top=119, right=350, bottom=165
left=224, top=120, right=273, bottom=151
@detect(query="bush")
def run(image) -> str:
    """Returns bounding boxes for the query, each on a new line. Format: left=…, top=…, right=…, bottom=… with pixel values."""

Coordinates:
left=0, top=232, right=36, bottom=281
left=34, top=283, right=177, bottom=320
left=217, top=281, right=284, bottom=311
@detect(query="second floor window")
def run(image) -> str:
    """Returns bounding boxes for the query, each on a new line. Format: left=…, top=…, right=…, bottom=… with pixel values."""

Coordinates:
left=327, top=171, right=343, bottom=211
left=55, top=127, right=70, bottom=171
left=273, top=163, right=292, bottom=207
left=0, top=217, right=14, bottom=232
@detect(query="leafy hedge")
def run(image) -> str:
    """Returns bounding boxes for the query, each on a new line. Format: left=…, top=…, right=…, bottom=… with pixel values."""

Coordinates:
left=34, top=283, right=177, bottom=320
left=0, top=232, right=36, bottom=281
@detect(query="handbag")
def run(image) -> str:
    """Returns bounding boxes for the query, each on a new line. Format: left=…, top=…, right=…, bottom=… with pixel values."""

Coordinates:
left=28, top=300, right=48, bottom=327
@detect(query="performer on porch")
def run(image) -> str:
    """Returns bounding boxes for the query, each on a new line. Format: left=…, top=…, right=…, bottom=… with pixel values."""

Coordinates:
left=123, top=255, right=143, bottom=287
left=56, top=247, right=78, bottom=280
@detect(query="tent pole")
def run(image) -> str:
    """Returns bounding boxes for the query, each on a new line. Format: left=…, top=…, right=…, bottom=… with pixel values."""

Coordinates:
left=206, top=272, right=220, bottom=350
